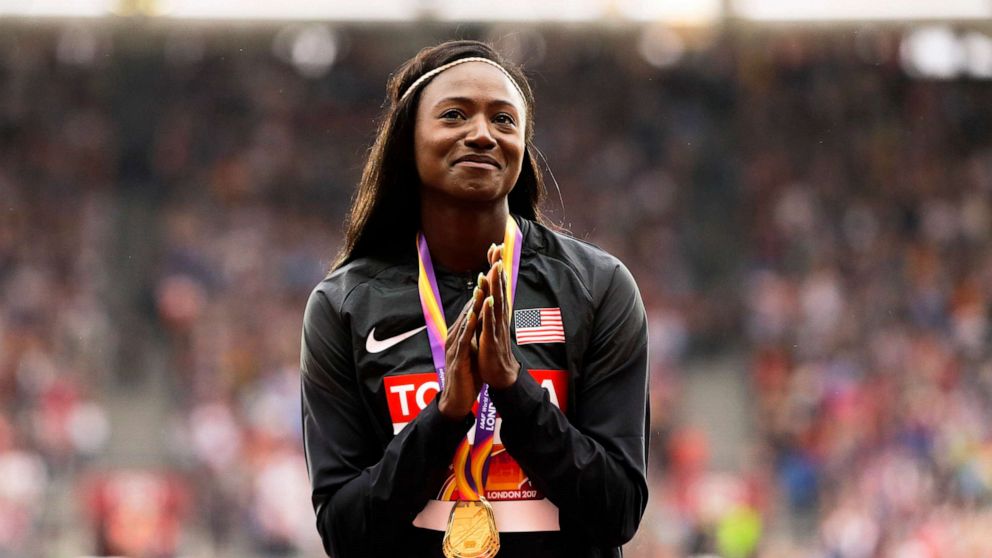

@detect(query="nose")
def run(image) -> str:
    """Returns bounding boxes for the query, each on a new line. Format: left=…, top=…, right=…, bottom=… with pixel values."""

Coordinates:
left=464, top=116, right=496, bottom=150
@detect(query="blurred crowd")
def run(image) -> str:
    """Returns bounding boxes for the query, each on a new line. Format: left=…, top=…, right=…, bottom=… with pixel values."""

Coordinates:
left=0, top=29, right=118, bottom=555
left=739, top=33, right=992, bottom=557
left=2, top=23, right=991, bottom=557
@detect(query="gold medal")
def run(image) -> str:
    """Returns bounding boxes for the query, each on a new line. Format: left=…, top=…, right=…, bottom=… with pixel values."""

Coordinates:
left=442, top=498, right=500, bottom=558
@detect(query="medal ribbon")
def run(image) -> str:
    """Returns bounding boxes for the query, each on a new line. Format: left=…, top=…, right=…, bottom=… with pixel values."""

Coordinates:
left=417, top=217, right=522, bottom=501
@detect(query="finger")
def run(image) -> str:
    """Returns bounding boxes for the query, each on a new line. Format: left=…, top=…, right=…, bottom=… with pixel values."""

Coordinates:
left=499, top=265, right=513, bottom=349
left=482, top=295, right=497, bottom=350
left=476, top=272, right=490, bottom=299
left=468, top=281, right=487, bottom=316
left=486, top=260, right=505, bottom=326
left=462, top=286, right=486, bottom=339
left=489, top=243, right=504, bottom=266
left=458, top=291, right=478, bottom=323
left=446, top=309, right=473, bottom=389
left=451, top=302, right=471, bottom=349
left=478, top=294, right=491, bottom=351
left=483, top=269, right=497, bottom=332
left=461, top=307, right=478, bottom=350
left=445, top=299, right=471, bottom=350
left=491, top=261, right=505, bottom=327
left=471, top=279, right=488, bottom=317
left=485, top=257, right=499, bottom=292
left=469, top=283, right=488, bottom=348
left=502, top=262, right=509, bottom=318
left=446, top=324, right=461, bottom=368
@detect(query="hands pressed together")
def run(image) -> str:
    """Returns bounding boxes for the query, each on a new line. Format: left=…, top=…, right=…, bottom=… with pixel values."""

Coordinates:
left=438, top=244, right=521, bottom=421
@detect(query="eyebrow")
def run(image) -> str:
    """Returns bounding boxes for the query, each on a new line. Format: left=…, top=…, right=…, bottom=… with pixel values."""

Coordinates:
left=433, top=96, right=522, bottom=112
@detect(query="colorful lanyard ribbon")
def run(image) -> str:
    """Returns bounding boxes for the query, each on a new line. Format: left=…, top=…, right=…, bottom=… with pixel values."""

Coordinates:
left=416, top=217, right=522, bottom=501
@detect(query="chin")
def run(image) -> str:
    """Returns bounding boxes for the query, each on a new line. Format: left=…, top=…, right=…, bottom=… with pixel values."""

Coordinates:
left=427, top=179, right=513, bottom=205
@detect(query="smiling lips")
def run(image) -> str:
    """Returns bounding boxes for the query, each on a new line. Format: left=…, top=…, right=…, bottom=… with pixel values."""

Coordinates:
left=454, top=154, right=501, bottom=169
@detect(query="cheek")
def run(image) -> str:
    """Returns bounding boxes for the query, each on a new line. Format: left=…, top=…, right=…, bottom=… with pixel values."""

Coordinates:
left=413, top=132, right=446, bottom=179
left=413, top=115, right=444, bottom=162
left=416, top=129, right=454, bottom=161
left=506, top=139, right=526, bottom=173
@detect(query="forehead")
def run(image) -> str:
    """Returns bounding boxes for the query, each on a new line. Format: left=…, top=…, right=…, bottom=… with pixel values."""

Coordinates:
left=418, top=62, right=527, bottom=117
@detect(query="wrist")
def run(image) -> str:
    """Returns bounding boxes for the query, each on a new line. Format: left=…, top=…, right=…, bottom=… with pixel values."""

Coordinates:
left=438, top=395, right=472, bottom=421
left=487, top=363, right=520, bottom=391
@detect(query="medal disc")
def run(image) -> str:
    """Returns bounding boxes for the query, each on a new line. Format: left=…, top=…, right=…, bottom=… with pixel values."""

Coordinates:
left=442, top=499, right=500, bottom=558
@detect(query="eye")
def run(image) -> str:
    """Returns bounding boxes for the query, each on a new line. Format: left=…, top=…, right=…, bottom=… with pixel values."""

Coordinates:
left=493, top=113, right=516, bottom=126
left=440, top=109, right=464, bottom=120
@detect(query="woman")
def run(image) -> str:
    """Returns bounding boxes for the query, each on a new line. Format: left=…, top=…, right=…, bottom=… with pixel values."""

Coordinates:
left=301, top=40, right=649, bottom=558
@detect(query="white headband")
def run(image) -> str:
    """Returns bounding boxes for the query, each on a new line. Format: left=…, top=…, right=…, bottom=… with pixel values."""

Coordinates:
left=398, top=56, right=526, bottom=105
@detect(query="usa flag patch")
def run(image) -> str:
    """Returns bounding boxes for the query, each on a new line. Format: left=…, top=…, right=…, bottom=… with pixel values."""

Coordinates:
left=514, top=308, right=565, bottom=345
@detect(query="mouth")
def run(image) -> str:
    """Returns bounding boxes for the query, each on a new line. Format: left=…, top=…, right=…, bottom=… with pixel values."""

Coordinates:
left=454, top=155, right=501, bottom=169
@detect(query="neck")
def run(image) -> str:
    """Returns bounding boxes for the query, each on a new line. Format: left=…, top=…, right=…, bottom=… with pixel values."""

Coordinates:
left=420, top=196, right=509, bottom=273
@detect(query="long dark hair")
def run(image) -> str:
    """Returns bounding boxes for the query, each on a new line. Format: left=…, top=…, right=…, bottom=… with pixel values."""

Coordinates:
left=332, top=40, right=546, bottom=269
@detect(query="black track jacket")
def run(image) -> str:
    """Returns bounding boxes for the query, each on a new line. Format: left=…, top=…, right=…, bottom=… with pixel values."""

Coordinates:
left=301, top=217, right=649, bottom=557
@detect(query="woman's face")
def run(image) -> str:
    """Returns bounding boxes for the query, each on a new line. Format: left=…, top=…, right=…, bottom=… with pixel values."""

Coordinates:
left=413, top=61, right=527, bottom=206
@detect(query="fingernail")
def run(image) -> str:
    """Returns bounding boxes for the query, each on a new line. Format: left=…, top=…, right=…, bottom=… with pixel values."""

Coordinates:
left=473, top=286, right=481, bottom=298
left=486, top=296, right=494, bottom=308
left=477, top=272, right=486, bottom=285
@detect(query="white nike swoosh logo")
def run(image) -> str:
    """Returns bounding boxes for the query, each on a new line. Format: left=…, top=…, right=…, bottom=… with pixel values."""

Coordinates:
left=365, top=325, right=427, bottom=354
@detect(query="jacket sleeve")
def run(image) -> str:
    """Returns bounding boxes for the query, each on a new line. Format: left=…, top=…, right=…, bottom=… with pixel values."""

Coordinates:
left=489, top=262, right=650, bottom=547
left=300, top=287, right=474, bottom=557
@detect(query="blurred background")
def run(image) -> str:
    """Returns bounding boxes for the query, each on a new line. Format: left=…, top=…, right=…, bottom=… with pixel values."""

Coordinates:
left=2, top=1, right=992, bottom=556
